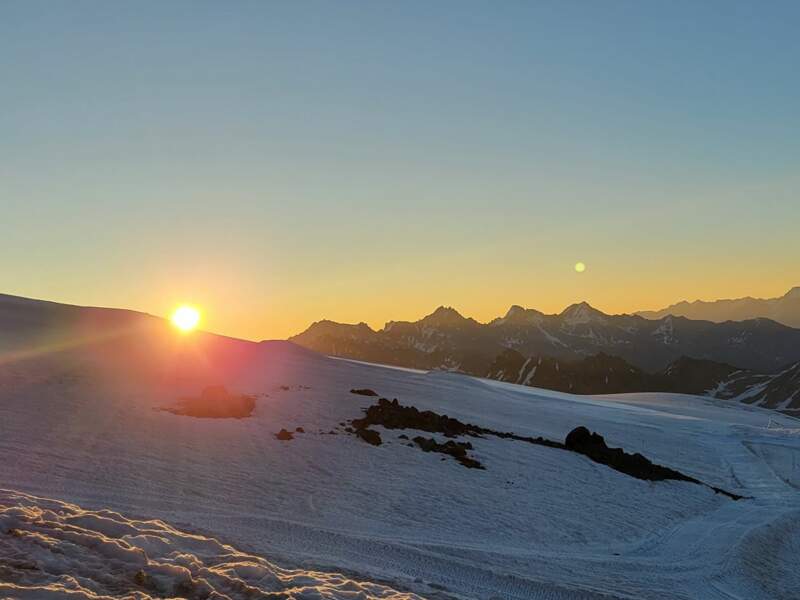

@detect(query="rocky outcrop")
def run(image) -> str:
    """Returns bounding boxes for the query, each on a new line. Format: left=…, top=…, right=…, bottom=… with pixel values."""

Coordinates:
left=345, top=395, right=742, bottom=497
left=351, top=398, right=480, bottom=438
left=564, top=426, right=741, bottom=499
left=565, top=427, right=695, bottom=483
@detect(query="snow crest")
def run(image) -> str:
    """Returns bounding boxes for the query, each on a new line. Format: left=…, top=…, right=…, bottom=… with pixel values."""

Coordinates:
left=0, top=489, right=421, bottom=600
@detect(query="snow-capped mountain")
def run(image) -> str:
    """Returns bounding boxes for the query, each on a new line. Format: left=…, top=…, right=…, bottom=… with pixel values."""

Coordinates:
left=710, top=360, right=800, bottom=413
left=637, top=286, right=800, bottom=328
left=486, top=349, right=800, bottom=411
left=291, top=302, right=800, bottom=374
left=2, top=293, right=800, bottom=599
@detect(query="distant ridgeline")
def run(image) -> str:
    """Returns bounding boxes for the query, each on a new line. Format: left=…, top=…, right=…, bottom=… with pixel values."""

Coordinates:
left=637, top=286, right=800, bottom=328
left=290, top=302, right=800, bottom=414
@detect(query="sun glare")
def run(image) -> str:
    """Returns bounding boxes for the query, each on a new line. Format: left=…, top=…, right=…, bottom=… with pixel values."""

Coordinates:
left=574, top=262, right=586, bottom=273
left=171, top=305, right=201, bottom=332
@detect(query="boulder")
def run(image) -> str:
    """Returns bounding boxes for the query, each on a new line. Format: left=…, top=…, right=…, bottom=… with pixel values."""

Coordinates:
left=356, top=428, right=382, bottom=446
left=350, top=388, right=379, bottom=397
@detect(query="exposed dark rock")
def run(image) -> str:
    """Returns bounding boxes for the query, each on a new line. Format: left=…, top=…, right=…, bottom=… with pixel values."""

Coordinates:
left=565, top=426, right=742, bottom=499
left=398, top=434, right=408, bottom=440
left=413, top=436, right=483, bottom=469
left=352, top=398, right=479, bottom=438
left=565, top=427, right=694, bottom=483
left=345, top=396, right=742, bottom=497
left=275, top=429, right=294, bottom=441
left=356, top=428, right=382, bottom=446
left=350, top=388, right=379, bottom=397
left=163, top=386, right=256, bottom=419
left=295, top=427, right=305, bottom=433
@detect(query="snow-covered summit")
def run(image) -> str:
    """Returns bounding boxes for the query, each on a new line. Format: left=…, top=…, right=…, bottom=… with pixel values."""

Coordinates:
left=560, top=301, right=607, bottom=326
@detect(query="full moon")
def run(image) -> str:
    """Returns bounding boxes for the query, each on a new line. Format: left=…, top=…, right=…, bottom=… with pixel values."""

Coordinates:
left=171, top=305, right=201, bottom=332
left=574, top=262, right=586, bottom=273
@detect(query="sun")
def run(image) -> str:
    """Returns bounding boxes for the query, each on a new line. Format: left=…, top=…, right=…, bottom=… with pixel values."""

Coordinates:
left=574, top=261, right=586, bottom=273
left=171, top=305, right=201, bottom=332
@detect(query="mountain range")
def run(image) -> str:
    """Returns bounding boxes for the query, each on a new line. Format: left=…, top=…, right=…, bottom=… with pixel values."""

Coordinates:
left=291, top=303, right=800, bottom=412
left=637, top=286, right=800, bottom=328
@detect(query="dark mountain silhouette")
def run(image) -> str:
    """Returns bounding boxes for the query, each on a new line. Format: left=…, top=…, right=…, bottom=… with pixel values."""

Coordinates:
left=637, top=287, right=800, bottom=328
left=291, top=303, right=800, bottom=374
left=291, top=303, right=800, bottom=411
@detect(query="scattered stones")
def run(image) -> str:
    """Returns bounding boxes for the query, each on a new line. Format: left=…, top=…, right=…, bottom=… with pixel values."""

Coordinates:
left=350, top=388, right=379, bottom=397
left=275, top=429, right=294, bottom=441
left=413, top=436, right=483, bottom=469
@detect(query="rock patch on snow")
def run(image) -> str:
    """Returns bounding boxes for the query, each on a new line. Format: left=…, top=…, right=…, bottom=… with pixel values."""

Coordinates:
left=275, top=428, right=294, bottom=441
left=413, top=437, right=484, bottom=469
left=347, top=397, right=743, bottom=496
left=350, top=388, right=379, bottom=397
left=565, top=426, right=743, bottom=499
left=163, top=385, right=256, bottom=419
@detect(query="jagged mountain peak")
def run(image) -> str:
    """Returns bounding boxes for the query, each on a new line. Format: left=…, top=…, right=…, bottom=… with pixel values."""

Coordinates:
left=560, top=301, right=607, bottom=324
left=506, top=304, right=526, bottom=317
left=499, top=305, right=544, bottom=323
left=421, top=305, right=468, bottom=326
left=294, top=319, right=375, bottom=339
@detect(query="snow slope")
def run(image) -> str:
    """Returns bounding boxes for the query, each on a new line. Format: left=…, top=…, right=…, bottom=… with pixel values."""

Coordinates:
left=1, top=297, right=800, bottom=599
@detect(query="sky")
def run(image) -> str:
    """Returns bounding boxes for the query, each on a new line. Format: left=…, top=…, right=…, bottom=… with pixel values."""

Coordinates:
left=1, top=1, right=798, bottom=340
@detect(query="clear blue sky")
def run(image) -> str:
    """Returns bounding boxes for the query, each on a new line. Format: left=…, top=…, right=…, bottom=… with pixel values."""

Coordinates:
left=1, top=1, right=798, bottom=338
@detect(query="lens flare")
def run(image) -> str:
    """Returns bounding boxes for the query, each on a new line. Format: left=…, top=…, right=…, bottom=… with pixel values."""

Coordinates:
left=171, top=305, right=201, bottom=332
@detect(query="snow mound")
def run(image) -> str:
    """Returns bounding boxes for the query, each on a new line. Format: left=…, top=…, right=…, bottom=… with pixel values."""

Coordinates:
left=0, top=489, right=421, bottom=600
